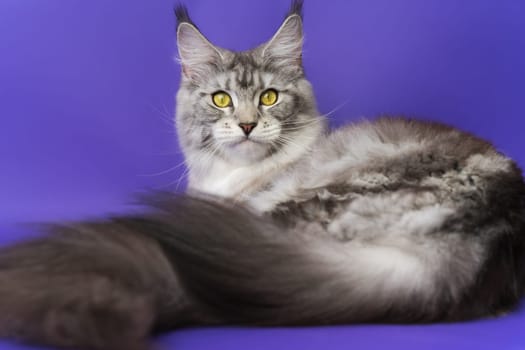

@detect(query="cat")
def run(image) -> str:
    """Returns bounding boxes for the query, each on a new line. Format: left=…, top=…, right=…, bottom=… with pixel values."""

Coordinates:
left=1, top=1, right=525, bottom=350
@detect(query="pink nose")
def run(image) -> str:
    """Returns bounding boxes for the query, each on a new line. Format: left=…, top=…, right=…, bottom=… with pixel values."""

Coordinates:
left=238, top=122, right=257, bottom=136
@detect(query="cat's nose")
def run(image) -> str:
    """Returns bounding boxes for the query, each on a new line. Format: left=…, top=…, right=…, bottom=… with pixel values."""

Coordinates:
left=238, top=122, right=257, bottom=136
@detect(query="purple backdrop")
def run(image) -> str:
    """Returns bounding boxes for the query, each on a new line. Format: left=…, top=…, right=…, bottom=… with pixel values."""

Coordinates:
left=0, top=0, right=524, bottom=349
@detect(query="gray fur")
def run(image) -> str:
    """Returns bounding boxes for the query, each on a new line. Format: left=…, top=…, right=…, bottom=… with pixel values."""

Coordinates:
left=1, top=1, right=525, bottom=349
left=166, top=0, right=525, bottom=327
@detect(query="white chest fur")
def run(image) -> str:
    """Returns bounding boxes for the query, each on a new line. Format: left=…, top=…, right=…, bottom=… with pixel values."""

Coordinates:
left=189, top=159, right=273, bottom=198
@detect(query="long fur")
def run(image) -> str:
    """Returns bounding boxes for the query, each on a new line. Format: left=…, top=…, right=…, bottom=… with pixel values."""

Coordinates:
left=1, top=1, right=525, bottom=349
left=1, top=191, right=524, bottom=349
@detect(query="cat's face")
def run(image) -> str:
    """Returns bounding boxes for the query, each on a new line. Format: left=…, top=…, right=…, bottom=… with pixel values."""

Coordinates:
left=175, top=5, right=321, bottom=165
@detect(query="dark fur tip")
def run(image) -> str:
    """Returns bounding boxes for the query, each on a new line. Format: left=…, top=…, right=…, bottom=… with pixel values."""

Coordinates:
left=174, top=4, right=193, bottom=27
left=287, top=0, right=304, bottom=19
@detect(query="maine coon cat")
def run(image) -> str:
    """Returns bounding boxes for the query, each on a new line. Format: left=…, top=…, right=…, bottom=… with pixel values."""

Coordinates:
left=1, top=1, right=525, bottom=350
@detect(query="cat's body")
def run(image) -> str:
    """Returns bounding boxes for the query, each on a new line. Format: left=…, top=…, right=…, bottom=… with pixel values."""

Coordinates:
left=1, top=2, right=525, bottom=350
left=184, top=114, right=525, bottom=322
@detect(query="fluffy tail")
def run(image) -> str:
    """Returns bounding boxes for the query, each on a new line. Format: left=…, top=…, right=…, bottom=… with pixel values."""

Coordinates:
left=0, top=194, right=523, bottom=349
left=0, top=215, right=175, bottom=350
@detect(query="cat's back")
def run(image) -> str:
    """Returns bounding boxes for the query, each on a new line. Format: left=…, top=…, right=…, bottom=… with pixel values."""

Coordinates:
left=301, top=117, right=515, bottom=191
left=268, top=116, right=525, bottom=244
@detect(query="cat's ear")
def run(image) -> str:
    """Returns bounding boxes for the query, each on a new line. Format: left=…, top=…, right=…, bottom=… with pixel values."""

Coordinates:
left=175, top=5, right=224, bottom=82
left=262, top=1, right=304, bottom=67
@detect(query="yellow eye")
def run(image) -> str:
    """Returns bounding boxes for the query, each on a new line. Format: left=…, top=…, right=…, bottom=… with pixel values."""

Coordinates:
left=212, top=91, right=232, bottom=108
left=260, top=89, right=278, bottom=106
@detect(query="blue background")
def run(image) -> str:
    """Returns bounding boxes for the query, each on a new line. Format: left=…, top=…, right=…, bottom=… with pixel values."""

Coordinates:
left=0, top=0, right=524, bottom=349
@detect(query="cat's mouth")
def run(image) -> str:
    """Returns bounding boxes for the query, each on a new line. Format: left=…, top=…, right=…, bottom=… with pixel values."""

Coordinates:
left=219, top=136, right=272, bottom=163
left=233, top=139, right=262, bottom=149
left=229, top=136, right=268, bottom=147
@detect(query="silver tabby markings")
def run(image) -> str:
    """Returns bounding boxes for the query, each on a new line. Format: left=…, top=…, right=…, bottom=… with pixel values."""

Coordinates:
left=174, top=0, right=525, bottom=325
left=0, top=2, right=524, bottom=350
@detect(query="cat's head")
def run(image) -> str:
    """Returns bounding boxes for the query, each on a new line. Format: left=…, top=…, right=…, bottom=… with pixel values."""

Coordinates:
left=175, top=0, right=324, bottom=166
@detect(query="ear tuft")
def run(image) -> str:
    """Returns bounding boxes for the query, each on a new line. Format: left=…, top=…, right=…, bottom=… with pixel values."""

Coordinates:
left=287, top=0, right=304, bottom=18
left=174, top=4, right=194, bottom=28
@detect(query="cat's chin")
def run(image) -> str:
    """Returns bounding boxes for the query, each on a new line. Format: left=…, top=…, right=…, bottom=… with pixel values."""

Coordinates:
left=223, top=139, right=270, bottom=164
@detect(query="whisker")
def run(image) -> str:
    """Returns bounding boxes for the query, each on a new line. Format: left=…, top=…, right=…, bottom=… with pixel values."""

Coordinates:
left=138, top=161, right=187, bottom=177
left=149, top=104, right=175, bottom=127
left=280, top=118, right=321, bottom=126
left=174, top=143, right=222, bottom=191
left=281, top=124, right=321, bottom=132
left=320, top=100, right=350, bottom=119
left=276, top=134, right=317, bottom=152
